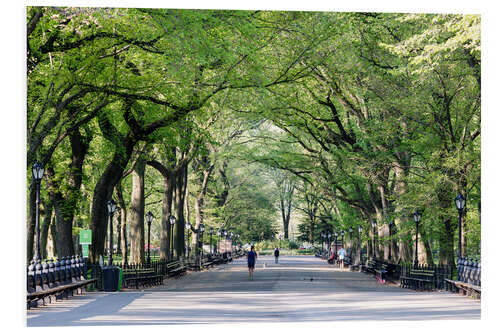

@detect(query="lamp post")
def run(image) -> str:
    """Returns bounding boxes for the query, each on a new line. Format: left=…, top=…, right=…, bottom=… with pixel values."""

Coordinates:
left=185, top=222, right=191, bottom=258
left=454, top=194, right=466, bottom=259
left=349, top=227, right=353, bottom=258
left=217, top=229, right=222, bottom=254
left=358, top=225, right=363, bottom=265
left=321, top=232, right=325, bottom=251
left=200, top=223, right=205, bottom=259
left=209, top=227, right=213, bottom=255
left=334, top=231, right=338, bottom=255
left=106, top=199, right=117, bottom=266
left=327, top=232, right=332, bottom=254
left=371, top=220, right=376, bottom=259
left=32, top=162, right=45, bottom=262
left=230, top=232, right=234, bottom=254
left=341, top=230, right=345, bottom=248
left=169, top=215, right=176, bottom=260
left=413, top=211, right=421, bottom=268
left=146, top=211, right=154, bottom=265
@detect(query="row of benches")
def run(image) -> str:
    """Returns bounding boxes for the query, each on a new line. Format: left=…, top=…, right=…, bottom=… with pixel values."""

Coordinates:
left=28, top=251, right=242, bottom=308
left=444, top=257, right=481, bottom=299
left=27, top=256, right=97, bottom=309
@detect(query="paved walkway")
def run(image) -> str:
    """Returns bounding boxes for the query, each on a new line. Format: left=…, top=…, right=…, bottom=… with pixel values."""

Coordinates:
left=27, top=255, right=480, bottom=326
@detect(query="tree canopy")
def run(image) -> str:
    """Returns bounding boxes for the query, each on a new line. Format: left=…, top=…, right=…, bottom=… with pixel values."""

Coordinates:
left=27, top=7, right=480, bottom=265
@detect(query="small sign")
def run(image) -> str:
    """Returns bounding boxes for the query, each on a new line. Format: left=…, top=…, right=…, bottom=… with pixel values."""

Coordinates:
left=79, top=229, right=92, bottom=245
left=82, top=244, right=89, bottom=258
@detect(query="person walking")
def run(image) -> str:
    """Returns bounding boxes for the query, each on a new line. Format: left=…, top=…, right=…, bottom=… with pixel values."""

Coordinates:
left=274, top=246, right=280, bottom=263
left=247, top=245, right=258, bottom=280
left=338, top=246, right=347, bottom=271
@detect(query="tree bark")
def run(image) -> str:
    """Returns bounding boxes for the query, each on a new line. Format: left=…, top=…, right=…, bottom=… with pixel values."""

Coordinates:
left=175, top=164, right=187, bottom=257
left=130, top=157, right=146, bottom=264
left=40, top=201, right=53, bottom=259
left=89, top=137, right=135, bottom=263
left=116, top=179, right=128, bottom=265
left=27, top=181, right=36, bottom=262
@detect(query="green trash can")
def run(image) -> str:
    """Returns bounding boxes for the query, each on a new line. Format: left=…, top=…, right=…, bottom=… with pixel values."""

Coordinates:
left=117, top=267, right=123, bottom=291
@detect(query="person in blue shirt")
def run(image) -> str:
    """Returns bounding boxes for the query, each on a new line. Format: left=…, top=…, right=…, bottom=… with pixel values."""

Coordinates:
left=338, top=246, right=347, bottom=271
left=247, top=245, right=258, bottom=280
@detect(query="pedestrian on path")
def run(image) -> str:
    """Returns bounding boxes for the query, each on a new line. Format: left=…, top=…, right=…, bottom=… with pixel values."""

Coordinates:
left=248, top=245, right=257, bottom=280
left=274, top=247, right=280, bottom=263
left=338, top=246, right=346, bottom=271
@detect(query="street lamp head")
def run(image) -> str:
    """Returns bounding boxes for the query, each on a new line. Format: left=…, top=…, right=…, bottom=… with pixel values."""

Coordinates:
left=327, top=232, right=331, bottom=238
left=200, top=223, right=205, bottom=233
left=32, top=162, right=45, bottom=181
left=371, top=220, right=376, bottom=228
left=413, top=210, right=421, bottom=223
left=106, top=199, right=117, bottom=215
left=210, top=227, right=213, bottom=233
left=224, top=231, right=228, bottom=237
left=169, top=215, right=176, bottom=226
left=349, top=226, right=353, bottom=233
left=334, top=231, right=338, bottom=237
left=455, top=193, right=466, bottom=211
left=341, top=230, right=345, bottom=236
left=217, top=229, right=221, bottom=236
left=358, top=225, right=362, bottom=233
left=185, top=222, right=191, bottom=230
left=146, top=211, right=154, bottom=225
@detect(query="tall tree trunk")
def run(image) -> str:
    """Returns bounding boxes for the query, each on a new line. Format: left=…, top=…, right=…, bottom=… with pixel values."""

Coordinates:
left=439, top=217, right=456, bottom=266
left=27, top=181, right=36, bottom=262
left=40, top=201, right=53, bottom=259
left=146, top=160, right=175, bottom=261
left=130, top=158, right=146, bottom=264
left=46, top=166, right=74, bottom=258
left=89, top=137, right=134, bottom=263
left=175, top=164, right=187, bottom=257
left=116, top=179, right=128, bottom=265
left=48, top=219, right=57, bottom=258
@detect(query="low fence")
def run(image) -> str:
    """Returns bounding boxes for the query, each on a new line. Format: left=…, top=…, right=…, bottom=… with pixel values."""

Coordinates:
left=357, top=255, right=481, bottom=293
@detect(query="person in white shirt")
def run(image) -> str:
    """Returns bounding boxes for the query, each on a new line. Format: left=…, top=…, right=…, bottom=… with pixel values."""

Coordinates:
left=338, top=247, right=347, bottom=271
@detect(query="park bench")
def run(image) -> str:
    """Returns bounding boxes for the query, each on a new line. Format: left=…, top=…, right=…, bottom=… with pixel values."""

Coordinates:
left=122, top=267, right=163, bottom=289
left=400, top=266, right=436, bottom=291
left=27, top=255, right=97, bottom=309
left=166, top=259, right=186, bottom=277
left=361, top=258, right=377, bottom=274
left=444, top=257, right=481, bottom=299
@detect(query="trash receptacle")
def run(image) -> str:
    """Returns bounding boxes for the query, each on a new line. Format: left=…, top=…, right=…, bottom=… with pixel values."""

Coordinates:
left=102, top=266, right=120, bottom=291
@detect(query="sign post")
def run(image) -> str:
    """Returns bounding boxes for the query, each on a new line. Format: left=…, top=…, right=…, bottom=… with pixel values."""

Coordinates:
left=79, top=229, right=92, bottom=258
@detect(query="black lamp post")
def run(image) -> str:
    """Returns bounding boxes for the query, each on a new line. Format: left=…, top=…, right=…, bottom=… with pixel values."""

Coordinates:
left=185, top=222, right=191, bottom=258
left=349, top=227, right=353, bottom=257
left=321, top=232, right=325, bottom=251
left=32, top=162, right=45, bottom=262
left=217, top=229, right=222, bottom=254
left=209, top=227, right=213, bottom=255
left=230, top=232, right=234, bottom=253
left=334, top=231, right=338, bottom=255
left=327, top=232, right=332, bottom=253
left=413, top=211, right=421, bottom=267
left=146, top=211, right=154, bottom=265
left=455, top=194, right=466, bottom=259
left=200, top=223, right=205, bottom=258
left=358, top=225, right=363, bottom=265
left=371, top=220, right=376, bottom=259
left=341, top=230, right=345, bottom=248
left=169, top=215, right=176, bottom=260
left=106, top=199, right=117, bottom=266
